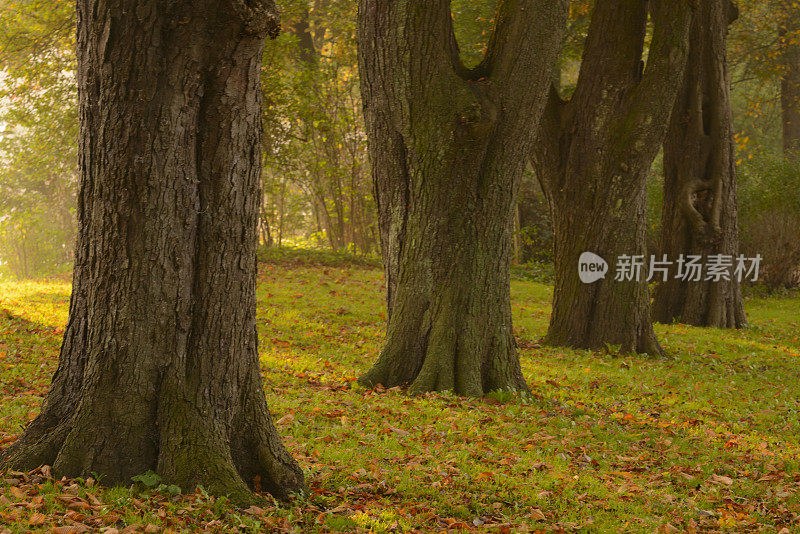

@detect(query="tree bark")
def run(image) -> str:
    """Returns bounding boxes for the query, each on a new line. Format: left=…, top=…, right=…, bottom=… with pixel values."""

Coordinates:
left=2, top=0, right=304, bottom=504
left=653, top=0, right=747, bottom=328
left=358, top=0, right=567, bottom=395
left=531, top=0, right=693, bottom=355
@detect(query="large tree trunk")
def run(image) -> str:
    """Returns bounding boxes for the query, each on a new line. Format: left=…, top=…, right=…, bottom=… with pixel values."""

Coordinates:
left=2, top=0, right=304, bottom=504
left=653, top=0, right=747, bottom=328
left=532, top=0, right=693, bottom=355
left=357, top=0, right=567, bottom=395
left=780, top=9, right=800, bottom=156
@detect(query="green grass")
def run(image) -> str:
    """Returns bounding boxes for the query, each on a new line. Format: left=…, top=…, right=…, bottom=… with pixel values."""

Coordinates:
left=257, top=245, right=382, bottom=269
left=1, top=265, right=799, bottom=532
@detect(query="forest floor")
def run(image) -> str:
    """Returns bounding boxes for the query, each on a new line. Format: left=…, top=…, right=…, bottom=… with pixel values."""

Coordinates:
left=0, top=257, right=799, bottom=533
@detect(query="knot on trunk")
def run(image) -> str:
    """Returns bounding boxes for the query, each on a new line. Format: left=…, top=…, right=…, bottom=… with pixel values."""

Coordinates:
left=230, top=0, right=281, bottom=38
left=696, top=221, right=723, bottom=247
left=680, top=178, right=722, bottom=237
left=456, top=81, right=499, bottom=140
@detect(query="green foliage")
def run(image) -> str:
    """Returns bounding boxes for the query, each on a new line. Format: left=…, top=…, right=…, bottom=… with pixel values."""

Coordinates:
left=738, top=152, right=800, bottom=215
left=517, top=170, right=554, bottom=263
left=131, top=472, right=183, bottom=497
left=451, top=0, right=497, bottom=67
left=510, top=260, right=554, bottom=284
left=728, top=0, right=799, bottom=155
left=131, top=471, right=161, bottom=489
left=602, top=341, right=622, bottom=356
left=260, top=1, right=376, bottom=253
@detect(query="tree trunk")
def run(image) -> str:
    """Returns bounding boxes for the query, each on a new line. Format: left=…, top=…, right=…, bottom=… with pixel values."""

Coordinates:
left=512, top=203, right=522, bottom=265
left=653, top=0, right=747, bottom=328
left=2, top=0, right=304, bottom=504
left=358, top=0, right=567, bottom=395
left=532, top=0, right=693, bottom=355
left=780, top=10, right=800, bottom=156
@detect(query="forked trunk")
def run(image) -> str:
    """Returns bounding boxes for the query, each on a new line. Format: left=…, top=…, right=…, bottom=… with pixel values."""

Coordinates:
left=358, top=0, right=567, bottom=395
left=359, top=144, right=526, bottom=395
left=2, top=0, right=304, bottom=503
left=653, top=0, right=747, bottom=328
left=532, top=0, right=693, bottom=355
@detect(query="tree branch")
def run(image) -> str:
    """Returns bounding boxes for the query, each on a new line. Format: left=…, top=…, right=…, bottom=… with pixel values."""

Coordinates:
left=477, top=0, right=568, bottom=91
left=531, top=83, right=565, bottom=198
left=609, top=0, right=693, bottom=161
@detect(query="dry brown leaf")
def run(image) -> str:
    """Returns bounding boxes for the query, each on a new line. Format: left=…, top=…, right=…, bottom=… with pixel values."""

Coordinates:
left=709, top=474, right=734, bottom=486
left=243, top=505, right=265, bottom=516
left=530, top=509, right=546, bottom=521
left=52, top=526, right=90, bottom=534
left=275, top=413, right=294, bottom=425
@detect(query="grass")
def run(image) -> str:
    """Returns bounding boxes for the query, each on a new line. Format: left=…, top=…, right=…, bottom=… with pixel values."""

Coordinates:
left=0, top=262, right=799, bottom=532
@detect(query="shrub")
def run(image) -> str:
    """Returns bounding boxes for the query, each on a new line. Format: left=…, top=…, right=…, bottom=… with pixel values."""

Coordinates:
left=738, top=153, right=800, bottom=289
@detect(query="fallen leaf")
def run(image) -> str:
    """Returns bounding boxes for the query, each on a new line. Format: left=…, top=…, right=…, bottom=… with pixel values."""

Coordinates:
left=530, top=509, right=546, bottom=521
left=243, top=505, right=265, bottom=516
left=710, top=474, right=734, bottom=486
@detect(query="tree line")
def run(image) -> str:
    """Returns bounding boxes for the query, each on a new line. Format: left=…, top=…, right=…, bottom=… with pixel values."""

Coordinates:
left=2, top=0, right=798, bottom=275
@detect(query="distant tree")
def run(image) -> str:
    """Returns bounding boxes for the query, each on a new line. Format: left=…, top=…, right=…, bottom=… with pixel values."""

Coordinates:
left=2, top=0, right=304, bottom=503
left=531, top=0, right=693, bottom=354
left=654, top=0, right=747, bottom=328
left=728, top=0, right=800, bottom=155
left=357, top=0, right=567, bottom=395
left=778, top=4, right=800, bottom=155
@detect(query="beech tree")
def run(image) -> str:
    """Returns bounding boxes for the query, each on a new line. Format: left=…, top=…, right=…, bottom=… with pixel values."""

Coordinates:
left=531, top=0, right=693, bottom=354
left=653, top=0, right=748, bottom=328
left=2, top=0, right=305, bottom=503
left=357, top=0, right=567, bottom=395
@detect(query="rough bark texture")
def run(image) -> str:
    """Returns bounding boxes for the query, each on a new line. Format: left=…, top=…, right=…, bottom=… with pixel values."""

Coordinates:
left=653, top=0, right=747, bottom=328
left=358, top=0, right=567, bottom=395
left=531, top=0, right=693, bottom=355
left=781, top=10, right=800, bottom=156
left=2, top=0, right=304, bottom=504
